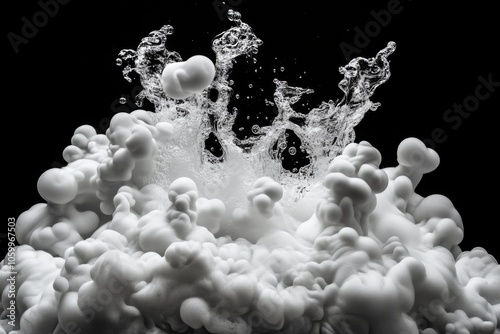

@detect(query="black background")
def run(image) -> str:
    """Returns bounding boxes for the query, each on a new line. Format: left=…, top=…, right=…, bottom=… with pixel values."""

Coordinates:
left=3, top=0, right=499, bottom=260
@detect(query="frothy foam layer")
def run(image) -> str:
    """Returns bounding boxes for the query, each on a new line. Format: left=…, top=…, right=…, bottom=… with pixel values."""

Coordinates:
left=1, top=10, right=499, bottom=334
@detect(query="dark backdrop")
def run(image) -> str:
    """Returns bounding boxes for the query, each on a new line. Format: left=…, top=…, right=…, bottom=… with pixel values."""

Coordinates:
left=3, top=0, right=499, bottom=259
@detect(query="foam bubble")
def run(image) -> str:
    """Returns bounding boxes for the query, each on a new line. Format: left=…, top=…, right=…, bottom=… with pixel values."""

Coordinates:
left=161, top=55, right=216, bottom=99
left=37, top=168, right=78, bottom=204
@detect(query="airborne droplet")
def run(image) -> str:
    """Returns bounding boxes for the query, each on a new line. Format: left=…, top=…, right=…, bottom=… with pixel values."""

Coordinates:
left=162, top=25, right=174, bottom=35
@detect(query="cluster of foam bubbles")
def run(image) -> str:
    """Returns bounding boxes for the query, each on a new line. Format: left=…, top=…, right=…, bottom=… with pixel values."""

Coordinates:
left=1, top=10, right=499, bottom=334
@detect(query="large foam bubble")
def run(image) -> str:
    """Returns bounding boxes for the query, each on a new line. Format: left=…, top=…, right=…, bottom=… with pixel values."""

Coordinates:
left=1, top=10, right=498, bottom=334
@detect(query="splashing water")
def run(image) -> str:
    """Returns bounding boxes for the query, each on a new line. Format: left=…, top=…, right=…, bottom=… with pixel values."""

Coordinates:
left=1, top=10, right=499, bottom=334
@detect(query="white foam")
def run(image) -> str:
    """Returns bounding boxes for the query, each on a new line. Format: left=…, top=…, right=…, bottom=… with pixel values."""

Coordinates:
left=1, top=11, right=498, bottom=334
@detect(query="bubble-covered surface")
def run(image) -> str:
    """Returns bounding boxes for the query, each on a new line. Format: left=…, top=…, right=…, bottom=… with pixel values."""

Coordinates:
left=1, top=10, right=499, bottom=334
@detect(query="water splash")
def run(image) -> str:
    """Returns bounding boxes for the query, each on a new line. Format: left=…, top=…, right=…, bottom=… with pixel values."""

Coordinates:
left=117, top=24, right=181, bottom=108
left=115, top=11, right=395, bottom=204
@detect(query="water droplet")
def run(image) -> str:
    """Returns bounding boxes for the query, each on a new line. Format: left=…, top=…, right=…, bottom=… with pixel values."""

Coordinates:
left=235, top=94, right=240, bottom=99
left=370, top=102, right=381, bottom=111
left=264, top=99, right=275, bottom=106
left=251, top=124, right=260, bottom=134
left=288, top=147, right=297, bottom=155
left=115, top=58, right=123, bottom=66
left=210, top=147, right=214, bottom=151
left=119, top=97, right=127, bottom=104
left=279, top=141, right=287, bottom=150
left=162, top=25, right=174, bottom=35
left=248, top=84, right=253, bottom=88
left=227, top=9, right=241, bottom=22
left=280, top=67, right=285, bottom=72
